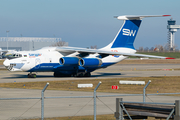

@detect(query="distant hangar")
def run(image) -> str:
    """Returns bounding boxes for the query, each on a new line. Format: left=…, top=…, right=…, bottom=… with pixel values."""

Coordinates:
left=0, top=37, right=68, bottom=51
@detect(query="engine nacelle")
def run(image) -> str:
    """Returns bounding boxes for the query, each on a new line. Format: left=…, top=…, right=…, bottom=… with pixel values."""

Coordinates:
left=79, top=58, right=102, bottom=67
left=59, top=57, right=79, bottom=66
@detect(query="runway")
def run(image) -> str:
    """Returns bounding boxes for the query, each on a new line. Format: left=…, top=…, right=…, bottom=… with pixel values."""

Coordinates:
left=0, top=64, right=180, bottom=83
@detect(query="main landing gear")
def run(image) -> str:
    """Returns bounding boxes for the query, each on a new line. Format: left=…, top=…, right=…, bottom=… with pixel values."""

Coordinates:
left=73, top=72, right=91, bottom=77
left=28, top=72, right=37, bottom=78
left=53, top=72, right=71, bottom=77
left=53, top=72, right=91, bottom=77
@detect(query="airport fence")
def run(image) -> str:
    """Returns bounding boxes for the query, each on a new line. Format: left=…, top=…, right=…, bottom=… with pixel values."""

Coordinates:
left=114, top=98, right=180, bottom=120
left=1, top=82, right=180, bottom=120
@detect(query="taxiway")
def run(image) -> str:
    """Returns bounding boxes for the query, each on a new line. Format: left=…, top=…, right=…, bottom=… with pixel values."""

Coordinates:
left=0, top=63, right=180, bottom=119
left=0, top=64, right=180, bottom=83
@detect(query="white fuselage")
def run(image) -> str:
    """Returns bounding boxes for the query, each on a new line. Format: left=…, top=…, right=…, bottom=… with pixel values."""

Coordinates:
left=3, top=47, right=136, bottom=72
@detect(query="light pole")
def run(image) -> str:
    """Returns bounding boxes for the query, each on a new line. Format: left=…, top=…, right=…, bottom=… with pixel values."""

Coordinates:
left=32, top=40, right=34, bottom=51
left=6, top=31, right=9, bottom=50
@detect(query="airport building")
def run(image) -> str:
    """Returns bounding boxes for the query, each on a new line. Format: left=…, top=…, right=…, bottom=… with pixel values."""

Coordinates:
left=0, top=37, right=68, bottom=51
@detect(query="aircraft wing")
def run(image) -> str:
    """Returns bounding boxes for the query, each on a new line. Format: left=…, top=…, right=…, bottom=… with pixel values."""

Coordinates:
left=56, top=47, right=174, bottom=59
left=0, top=50, right=9, bottom=56
left=0, top=50, right=8, bottom=53
left=0, top=49, right=16, bottom=53
left=0, top=50, right=16, bottom=58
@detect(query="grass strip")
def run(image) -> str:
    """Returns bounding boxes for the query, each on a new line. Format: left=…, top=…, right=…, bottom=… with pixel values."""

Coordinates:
left=0, top=60, right=4, bottom=65
left=1, top=76, right=180, bottom=94
left=24, top=114, right=160, bottom=120
left=118, top=59, right=180, bottom=64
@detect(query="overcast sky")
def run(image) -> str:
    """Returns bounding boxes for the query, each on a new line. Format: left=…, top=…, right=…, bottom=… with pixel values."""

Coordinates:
left=0, top=0, right=180, bottom=49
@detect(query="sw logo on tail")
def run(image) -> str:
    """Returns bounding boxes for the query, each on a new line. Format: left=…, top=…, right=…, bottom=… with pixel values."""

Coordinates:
left=3, top=15, right=174, bottom=78
left=123, top=29, right=136, bottom=36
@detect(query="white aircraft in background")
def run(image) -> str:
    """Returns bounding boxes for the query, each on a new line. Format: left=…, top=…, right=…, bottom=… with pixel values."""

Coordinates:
left=0, top=48, right=2, bottom=59
left=0, top=48, right=16, bottom=59
left=3, top=15, right=174, bottom=78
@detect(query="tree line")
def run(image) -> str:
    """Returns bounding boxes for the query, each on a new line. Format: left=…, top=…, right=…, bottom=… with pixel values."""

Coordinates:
left=138, top=44, right=178, bottom=52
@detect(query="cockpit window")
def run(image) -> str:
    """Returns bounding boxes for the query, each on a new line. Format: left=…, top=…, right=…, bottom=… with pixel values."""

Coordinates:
left=6, top=53, right=23, bottom=59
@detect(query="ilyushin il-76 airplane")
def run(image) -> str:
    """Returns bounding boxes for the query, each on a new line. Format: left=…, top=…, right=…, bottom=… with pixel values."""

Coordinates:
left=3, top=15, right=174, bottom=78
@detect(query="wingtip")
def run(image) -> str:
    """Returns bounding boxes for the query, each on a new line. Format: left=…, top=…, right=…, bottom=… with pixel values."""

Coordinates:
left=163, top=15, right=171, bottom=17
left=165, top=57, right=175, bottom=59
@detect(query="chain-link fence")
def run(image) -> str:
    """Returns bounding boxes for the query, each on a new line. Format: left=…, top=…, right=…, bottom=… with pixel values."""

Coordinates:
left=1, top=82, right=180, bottom=120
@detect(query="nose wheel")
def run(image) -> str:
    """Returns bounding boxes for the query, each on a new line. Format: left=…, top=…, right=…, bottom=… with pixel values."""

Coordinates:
left=28, top=73, right=36, bottom=78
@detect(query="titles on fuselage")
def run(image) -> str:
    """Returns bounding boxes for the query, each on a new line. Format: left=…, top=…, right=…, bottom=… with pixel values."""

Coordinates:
left=29, top=53, right=42, bottom=58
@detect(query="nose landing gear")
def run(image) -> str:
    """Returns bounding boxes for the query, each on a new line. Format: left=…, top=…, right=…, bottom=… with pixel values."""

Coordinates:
left=28, top=73, right=36, bottom=78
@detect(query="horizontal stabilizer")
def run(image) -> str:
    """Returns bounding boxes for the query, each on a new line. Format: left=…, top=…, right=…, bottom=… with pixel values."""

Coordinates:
left=115, top=15, right=171, bottom=20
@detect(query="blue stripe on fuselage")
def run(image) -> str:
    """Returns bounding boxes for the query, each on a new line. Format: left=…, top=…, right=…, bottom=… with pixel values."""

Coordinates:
left=27, top=62, right=116, bottom=73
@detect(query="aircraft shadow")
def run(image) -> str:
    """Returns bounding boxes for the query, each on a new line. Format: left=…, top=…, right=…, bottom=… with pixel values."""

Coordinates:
left=2, top=72, right=123, bottom=79
left=2, top=74, right=53, bottom=79
left=91, top=72, right=123, bottom=77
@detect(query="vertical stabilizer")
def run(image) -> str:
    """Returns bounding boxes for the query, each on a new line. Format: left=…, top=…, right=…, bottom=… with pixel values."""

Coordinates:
left=102, top=15, right=171, bottom=50
left=111, top=20, right=141, bottom=49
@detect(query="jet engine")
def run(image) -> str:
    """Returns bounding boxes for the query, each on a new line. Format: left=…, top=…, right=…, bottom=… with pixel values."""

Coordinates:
left=79, top=58, right=102, bottom=67
left=59, top=57, right=79, bottom=66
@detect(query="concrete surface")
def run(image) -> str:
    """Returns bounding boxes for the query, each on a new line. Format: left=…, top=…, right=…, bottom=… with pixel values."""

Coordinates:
left=0, top=88, right=180, bottom=120
left=0, top=63, right=180, bottom=119
left=0, top=64, right=180, bottom=83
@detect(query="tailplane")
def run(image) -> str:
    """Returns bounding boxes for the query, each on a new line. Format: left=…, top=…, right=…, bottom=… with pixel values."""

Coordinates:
left=102, top=15, right=171, bottom=50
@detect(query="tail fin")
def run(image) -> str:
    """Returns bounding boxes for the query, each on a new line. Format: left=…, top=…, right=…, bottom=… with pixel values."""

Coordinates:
left=111, top=20, right=141, bottom=49
left=102, top=15, right=171, bottom=50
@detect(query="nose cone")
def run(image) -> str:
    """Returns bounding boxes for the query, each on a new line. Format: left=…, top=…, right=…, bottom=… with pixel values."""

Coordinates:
left=3, top=59, right=10, bottom=67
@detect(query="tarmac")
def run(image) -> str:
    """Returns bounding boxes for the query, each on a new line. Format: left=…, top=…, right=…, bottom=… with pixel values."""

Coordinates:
left=0, top=63, right=180, bottom=119
left=1, top=88, right=180, bottom=119
left=0, top=64, right=180, bottom=83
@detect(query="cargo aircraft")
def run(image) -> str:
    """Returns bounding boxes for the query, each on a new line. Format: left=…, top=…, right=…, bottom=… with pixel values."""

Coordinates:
left=3, top=15, right=174, bottom=78
left=0, top=48, right=16, bottom=59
